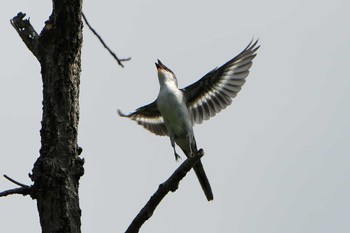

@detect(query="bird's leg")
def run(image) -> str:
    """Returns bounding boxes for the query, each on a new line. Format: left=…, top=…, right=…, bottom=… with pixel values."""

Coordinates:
left=187, top=132, right=196, bottom=157
left=188, top=136, right=194, bottom=156
left=173, top=148, right=181, bottom=161
left=170, top=136, right=181, bottom=161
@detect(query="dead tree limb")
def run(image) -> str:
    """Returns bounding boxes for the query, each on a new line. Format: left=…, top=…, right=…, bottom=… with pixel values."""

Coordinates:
left=125, top=149, right=204, bottom=233
left=10, top=12, right=40, bottom=59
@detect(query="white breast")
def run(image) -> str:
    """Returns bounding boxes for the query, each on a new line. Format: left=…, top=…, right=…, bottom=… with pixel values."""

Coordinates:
left=157, top=83, right=192, bottom=136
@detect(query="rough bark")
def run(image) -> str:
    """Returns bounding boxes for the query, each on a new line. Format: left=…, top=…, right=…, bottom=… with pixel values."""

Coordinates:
left=10, top=0, right=84, bottom=232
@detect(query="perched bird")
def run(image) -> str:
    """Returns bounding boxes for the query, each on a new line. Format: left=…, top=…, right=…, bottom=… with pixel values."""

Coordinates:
left=118, top=40, right=259, bottom=201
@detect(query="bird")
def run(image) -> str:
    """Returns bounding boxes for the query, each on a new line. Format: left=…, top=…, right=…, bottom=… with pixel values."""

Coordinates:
left=118, top=40, right=260, bottom=201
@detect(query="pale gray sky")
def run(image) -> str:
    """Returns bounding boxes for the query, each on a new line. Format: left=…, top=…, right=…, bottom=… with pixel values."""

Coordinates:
left=1, top=0, right=349, bottom=233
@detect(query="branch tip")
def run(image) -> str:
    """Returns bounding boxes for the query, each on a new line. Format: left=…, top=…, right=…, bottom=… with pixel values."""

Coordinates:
left=11, top=12, right=40, bottom=59
left=82, top=12, right=131, bottom=68
left=3, top=174, right=30, bottom=188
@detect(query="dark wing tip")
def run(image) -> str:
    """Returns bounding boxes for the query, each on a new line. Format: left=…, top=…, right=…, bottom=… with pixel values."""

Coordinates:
left=247, top=38, right=260, bottom=52
left=117, top=109, right=127, bottom=117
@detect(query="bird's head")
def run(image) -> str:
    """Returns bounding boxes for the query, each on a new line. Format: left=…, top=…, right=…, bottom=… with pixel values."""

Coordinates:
left=155, top=59, right=178, bottom=87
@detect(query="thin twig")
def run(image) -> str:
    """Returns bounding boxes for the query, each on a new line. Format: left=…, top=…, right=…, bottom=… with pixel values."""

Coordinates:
left=125, top=149, right=204, bottom=233
left=4, top=174, right=30, bottom=188
left=82, top=12, right=131, bottom=68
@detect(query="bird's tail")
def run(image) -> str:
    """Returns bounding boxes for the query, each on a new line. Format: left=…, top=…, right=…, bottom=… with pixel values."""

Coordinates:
left=180, top=134, right=213, bottom=201
left=193, top=158, right=214, bottom=201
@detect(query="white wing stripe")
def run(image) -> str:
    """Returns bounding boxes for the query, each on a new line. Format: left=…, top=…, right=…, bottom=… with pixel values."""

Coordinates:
left=184, top=40, right=259, bottom=125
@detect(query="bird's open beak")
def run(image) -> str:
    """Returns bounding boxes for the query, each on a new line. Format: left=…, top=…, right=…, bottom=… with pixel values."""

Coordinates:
left=155, top=59, right=163, bottom=70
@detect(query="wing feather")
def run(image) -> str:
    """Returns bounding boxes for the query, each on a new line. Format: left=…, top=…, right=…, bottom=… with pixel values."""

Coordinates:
left=118, top=101, right=168, bottom=136
left=182, top=39, right=260, bottom=125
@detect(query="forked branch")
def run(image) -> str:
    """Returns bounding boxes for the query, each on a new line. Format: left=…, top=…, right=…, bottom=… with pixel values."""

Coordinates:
left=0, top=175, right=32, bottom=197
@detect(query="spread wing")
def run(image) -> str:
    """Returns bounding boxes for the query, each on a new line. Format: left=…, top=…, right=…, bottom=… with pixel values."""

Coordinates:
left=182, top=39, right=260, bottom=124
left=118, top=101, right=168, bottom=136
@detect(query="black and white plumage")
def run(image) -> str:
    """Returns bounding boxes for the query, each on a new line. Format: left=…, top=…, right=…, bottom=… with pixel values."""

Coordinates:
left=118, top=40, right=259, bottom=201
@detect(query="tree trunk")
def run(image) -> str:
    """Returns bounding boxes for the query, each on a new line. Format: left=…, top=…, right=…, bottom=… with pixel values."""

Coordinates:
left=11, top=0, right=84, bottom=232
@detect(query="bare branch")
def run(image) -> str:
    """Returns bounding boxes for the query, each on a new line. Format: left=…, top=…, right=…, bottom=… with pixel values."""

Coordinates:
left=0, top=175, right=32, bottom=197
left=10, top=12, right=40, bottom=60
left=125, top=149, right=204, bottom=233
left=82, top=12, right=131, bottom=68
left=4, top=174, right=30, bottom=188
left=0, top=187, right=31, bottom=197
